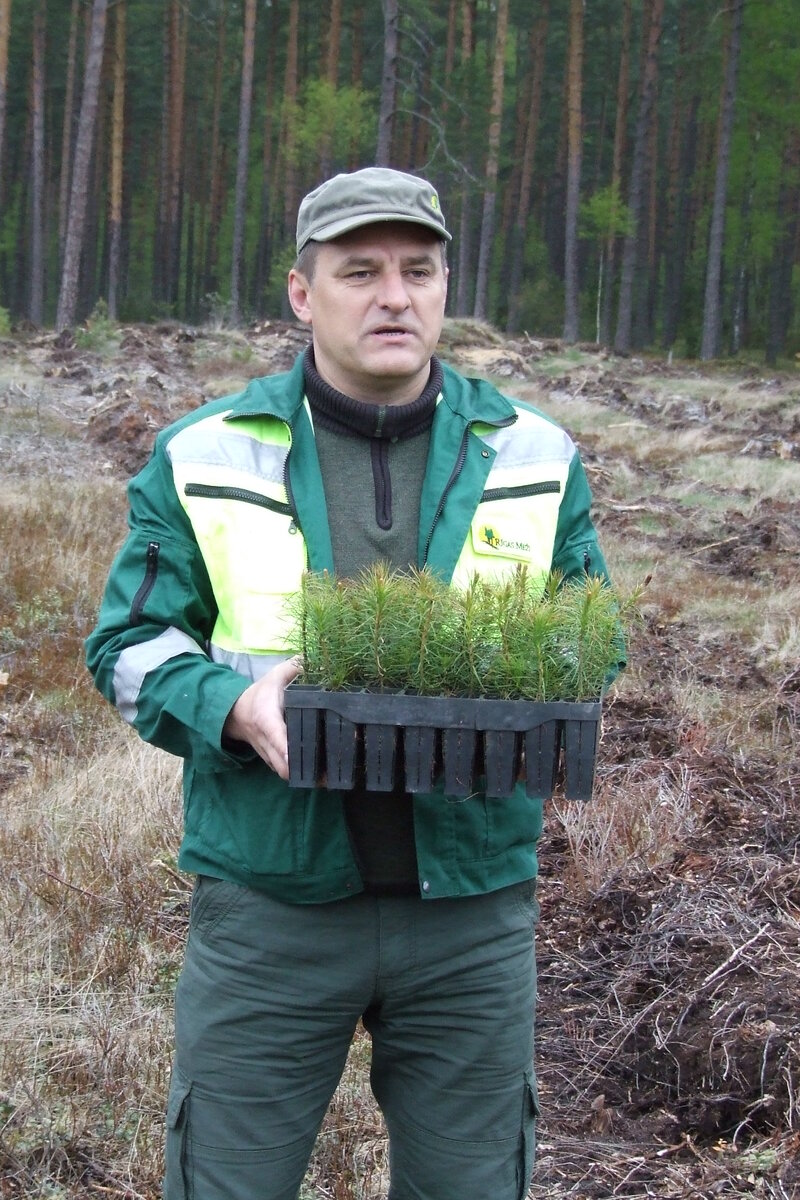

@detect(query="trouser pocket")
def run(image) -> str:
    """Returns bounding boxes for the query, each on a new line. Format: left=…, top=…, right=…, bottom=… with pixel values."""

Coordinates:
left=164, top=1069, right=192, bottom=1200
left=517, top=1070, right=540, bottom=1200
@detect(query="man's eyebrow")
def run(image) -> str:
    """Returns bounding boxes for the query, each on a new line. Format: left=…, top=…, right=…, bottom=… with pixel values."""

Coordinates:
left=335, top=252, right=438, bottom=270
left=337, top=255, right=379, bottom=269
left=402, top=253, right=437, bottom=267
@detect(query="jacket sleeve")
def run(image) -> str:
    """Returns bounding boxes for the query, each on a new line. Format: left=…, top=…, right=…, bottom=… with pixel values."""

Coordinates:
left=551, top=451, right=609, bottom=582
left=551, top=450, right=627, bottom=685
left=85, top=434, right=254, bottom=769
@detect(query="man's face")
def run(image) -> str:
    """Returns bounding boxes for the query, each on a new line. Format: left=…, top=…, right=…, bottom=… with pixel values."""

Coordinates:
left=288, top=223, right=448, bottom=405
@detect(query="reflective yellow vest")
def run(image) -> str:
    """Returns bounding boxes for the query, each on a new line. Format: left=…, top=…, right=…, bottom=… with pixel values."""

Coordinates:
left=166, top=364, right=589, bottom=683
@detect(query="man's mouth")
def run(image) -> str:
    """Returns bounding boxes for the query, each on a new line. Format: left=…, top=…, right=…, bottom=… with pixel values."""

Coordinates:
left=371, top=326, right=411, bottom=338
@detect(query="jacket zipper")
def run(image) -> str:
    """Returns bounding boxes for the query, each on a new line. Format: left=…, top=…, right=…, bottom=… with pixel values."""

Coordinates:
left=480, top=480, right=561, bottom=502
left=184, top=482, right=293, bottom=518
left=282, top=448, right=302, bottom=540
left=422, top=426, right=471, bottom=566
left=422, top=420, right=547, bottom=566
left=130, top=541, right=160, bottom=626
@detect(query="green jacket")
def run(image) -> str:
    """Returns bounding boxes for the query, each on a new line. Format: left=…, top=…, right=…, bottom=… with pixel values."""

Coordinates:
left=86, top=354, right=613, bottom=902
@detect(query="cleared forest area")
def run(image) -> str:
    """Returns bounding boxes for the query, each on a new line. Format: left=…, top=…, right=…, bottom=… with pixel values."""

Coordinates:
left=2, top=1, right=800, bottom=362
left=0, top=318, right=799, bottom=1198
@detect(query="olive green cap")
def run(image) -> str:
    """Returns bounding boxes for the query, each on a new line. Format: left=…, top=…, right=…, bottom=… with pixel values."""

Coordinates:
left=296, top=167, right=452, bottom=253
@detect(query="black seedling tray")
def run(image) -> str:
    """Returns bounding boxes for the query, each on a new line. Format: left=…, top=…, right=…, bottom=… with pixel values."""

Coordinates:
left=285, top=684, right=601, bottom=801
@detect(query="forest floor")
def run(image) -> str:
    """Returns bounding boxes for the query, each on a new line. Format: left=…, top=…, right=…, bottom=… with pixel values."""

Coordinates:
left=0, top=316, right=799, bottom=1199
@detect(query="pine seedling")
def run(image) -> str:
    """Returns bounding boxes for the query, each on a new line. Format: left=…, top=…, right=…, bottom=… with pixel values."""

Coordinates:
left=287, top=572, right=356, bottom=689
left=549, top=575, right=625, bottom=699
left=288, top=565, right=636, bottom=700
left=351, top=562, right=413, bottom=689
left=400, top=567, right=451, bottom=693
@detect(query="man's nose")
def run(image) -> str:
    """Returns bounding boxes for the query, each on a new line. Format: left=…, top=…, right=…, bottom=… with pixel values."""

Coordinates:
left=376, top=269, right=410, bottom=310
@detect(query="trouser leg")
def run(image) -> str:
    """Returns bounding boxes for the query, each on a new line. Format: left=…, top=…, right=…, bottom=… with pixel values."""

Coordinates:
left=164, top=878, right=374, bottom=1200
left=364, top=882, right=540, bottom=1200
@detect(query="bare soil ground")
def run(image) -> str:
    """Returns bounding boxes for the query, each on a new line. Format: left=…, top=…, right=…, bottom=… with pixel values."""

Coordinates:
left=1, top=318, right=798, bottom=1198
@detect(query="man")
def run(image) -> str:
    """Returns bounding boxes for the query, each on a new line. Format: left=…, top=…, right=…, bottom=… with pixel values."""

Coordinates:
left=86, top=167, right=617, bottom=1200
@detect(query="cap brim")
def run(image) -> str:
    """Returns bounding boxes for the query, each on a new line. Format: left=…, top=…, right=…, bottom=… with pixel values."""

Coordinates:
left=300, top=212, right=452, bottom=251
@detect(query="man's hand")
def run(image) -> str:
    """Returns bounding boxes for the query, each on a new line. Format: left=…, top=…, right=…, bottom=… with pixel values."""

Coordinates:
left=223, top=656, right=303, bottom=780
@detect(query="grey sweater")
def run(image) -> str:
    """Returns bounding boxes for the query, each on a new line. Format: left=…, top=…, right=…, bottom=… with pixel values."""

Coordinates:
left=303, top=349, right=443, bottom=893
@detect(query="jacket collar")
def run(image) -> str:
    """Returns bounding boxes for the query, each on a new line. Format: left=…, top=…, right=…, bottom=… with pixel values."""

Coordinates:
left=224, top=352, right=517, bottom=430
left=437, top=361, right=517, bottom=428
left=225, top=353, right=308, bottom=423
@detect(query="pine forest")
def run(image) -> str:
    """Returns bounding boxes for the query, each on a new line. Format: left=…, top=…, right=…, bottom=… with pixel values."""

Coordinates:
left=1, top=0, right=799, bottom=363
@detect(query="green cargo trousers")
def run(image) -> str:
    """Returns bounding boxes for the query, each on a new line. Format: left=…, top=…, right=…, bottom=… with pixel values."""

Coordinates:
left=164, top=877, right=539, bottom=1200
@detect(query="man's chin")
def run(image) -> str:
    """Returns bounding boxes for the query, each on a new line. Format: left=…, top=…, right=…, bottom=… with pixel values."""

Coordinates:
left=352, top=358, right=432, bottom=403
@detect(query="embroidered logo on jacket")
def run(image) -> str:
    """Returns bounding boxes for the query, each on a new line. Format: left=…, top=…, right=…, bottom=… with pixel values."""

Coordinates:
left=478, top=524, right=531, bottom=554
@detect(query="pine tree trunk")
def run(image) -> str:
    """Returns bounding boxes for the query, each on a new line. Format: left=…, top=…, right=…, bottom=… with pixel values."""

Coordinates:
left=30, top=0, right=46, bottom=325
left=350, top=2, right=364, bottom=87
left=56, top=0, right=108, bottom=332
left=231, top=0, right=256, bottom=323
left=563, top=0, right=584, bottom=342
left=506, top=4, right=548, bottom=333
left=203, top=3, right=226, bottom=300
left=443, top=0, right=456, bottom=115
left=454, top=0, right=474, bottom=314
left=544, top=71, right=568, bottom=281
left=700, top=0, right=744, bottom=361
left=729, top=128, right=758, bottom=355
left=281, top=0, right=299, bottom=245
left=326, top=0, right=342, bottom=85
left=499, top=40, right=530, bottom=254
left=348, top=2, right=365, bottom=167
left=473, top=0, right=509, bottom=321
left=153, top=3, right=170, bottom=303
left=598, top=0, right=632, bottom=345
left=79, top=52, right=107, bottom=319
left=56, top=0, right=80, bottom=270
left=632, top=76, right=660, bottom=346
left=0, top=0, right=13, bottom=217
left=765, top=130, right=800, bottom=365
left=107, top=0, right=125, bottom=319
left=410, top=41, right=431, bottom=168
left=166, top=0, right=186, bottom=307
left=254, top=6, right=276, bottom=312
left=662, top=94, right=697, bottom=348
left=660, top=2, right=689, bottom=347
left=376, top=0, right=399, bottom=165
left=613, top=0, right=663, bottom=355
left=317, top=0, right=343, bottom=177
left=12, top=104, right=31, bottom=313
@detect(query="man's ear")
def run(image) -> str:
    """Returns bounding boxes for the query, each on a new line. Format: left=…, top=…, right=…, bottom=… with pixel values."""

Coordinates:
left=288, top=269, right=312, bottom=325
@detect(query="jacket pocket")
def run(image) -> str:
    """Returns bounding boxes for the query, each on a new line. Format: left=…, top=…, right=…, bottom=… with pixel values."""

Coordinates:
left=130, top=540, right=160, bottom=626
left=468, top=488, right=562, bottom=577
left=164, top=1069, right=193, bottom=1200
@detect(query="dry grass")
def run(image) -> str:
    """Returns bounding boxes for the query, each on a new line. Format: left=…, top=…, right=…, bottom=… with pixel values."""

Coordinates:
left=1, top=477, right=127, bottom=758
left=551, top=760, right=700, bottom=896
left=0, top=732, right=185, bottom=1198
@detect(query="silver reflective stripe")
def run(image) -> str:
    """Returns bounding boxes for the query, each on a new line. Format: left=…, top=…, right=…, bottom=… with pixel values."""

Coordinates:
left=480, top=411, right=576, bottom=468
left=209, top=644, right=291, bottom=682
left=166, top=421, right=288, bottom=485
left=114, top=628, right=205, bottom=724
